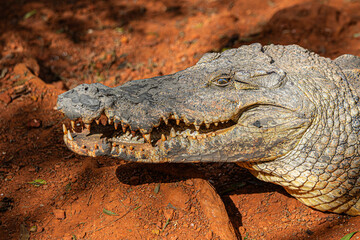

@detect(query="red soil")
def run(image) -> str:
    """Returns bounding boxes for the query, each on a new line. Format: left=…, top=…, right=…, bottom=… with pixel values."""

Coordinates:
left=1, top=0, right=360, bottom=239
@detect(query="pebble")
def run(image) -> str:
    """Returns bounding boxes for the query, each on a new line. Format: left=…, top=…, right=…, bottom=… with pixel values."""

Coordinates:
left=164, top=208, right=174, bottom=220
left=27, top=119, right=41, bottom=128
left=53, top=209, right=66, bottom=219
left=239, top=226, right=246, bottom=236
left=184, top=179, right=194, bottom=186
left=205, top=231, right=213, bottom=239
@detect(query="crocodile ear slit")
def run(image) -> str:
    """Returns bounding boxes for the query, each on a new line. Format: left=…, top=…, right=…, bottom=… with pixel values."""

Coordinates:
left=233, top=69, right=286, bottom=89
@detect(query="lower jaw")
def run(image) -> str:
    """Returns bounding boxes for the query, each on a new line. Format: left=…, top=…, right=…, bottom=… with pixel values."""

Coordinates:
left=63, top=132, right=163, bottom=161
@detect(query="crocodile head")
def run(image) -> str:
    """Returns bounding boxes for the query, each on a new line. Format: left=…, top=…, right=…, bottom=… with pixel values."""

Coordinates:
left=57, top=43, right=315, bottom=163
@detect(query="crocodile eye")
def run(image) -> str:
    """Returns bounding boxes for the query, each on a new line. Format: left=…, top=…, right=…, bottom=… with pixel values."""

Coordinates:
left=213, top=77, right=231, bottom=86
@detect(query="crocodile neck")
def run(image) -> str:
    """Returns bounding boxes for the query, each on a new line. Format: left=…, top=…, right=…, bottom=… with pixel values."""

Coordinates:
left=240, top=63, right=360, bottom=215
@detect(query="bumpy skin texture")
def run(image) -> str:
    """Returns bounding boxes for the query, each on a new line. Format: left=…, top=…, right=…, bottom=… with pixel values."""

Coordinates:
left=57, top=44, right=360, bottom=215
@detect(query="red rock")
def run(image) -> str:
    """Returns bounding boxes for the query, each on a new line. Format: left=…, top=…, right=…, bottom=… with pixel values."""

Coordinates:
left=164, top=208, right=174, bottom=220
left=27, top=119, right=41, bottom=128
left=53, top=209, right=66, bottom=219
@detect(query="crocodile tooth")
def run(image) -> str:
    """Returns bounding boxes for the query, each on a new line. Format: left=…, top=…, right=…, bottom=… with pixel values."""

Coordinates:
left=143, top=133, right=151, bottom=143
left=163, top=117, right=169, bottom=125
left=214, top=122, right=219, bottom=127
left=95, top=119, right=100, bottom=125
left=114, top=122, right=119, bottom=130
left=184, top=129, right=192, bottom=136
left=161, top=134, right=166, bottom=141
left=205, top=123, right=210, bottom=129
left=170, top=128, right=176, bottom=137
left=71, top=120, right=75, bottom=129
left=63, top=124, right=68, bottom=134
left=195, top=125, right=200, bottom=131
left=85, top=123, right=91, bottom=131
left=176, top=119, right=180, bottom=125
left=67, top=132, right=73, bottom=140
left=182, top=117, right=190, bottom=126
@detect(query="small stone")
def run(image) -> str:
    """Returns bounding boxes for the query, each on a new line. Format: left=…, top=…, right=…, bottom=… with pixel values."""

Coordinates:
left=205, top=231, right=213, bottom=239
left=152, top=229, right=160, bottom=235
left=164, top=208, right=174, bottom=220
left=5, top=175, right=13, bottom=181
left=29, top=225, right=37, bottom=232
left=122, top=197, right=131, bottom=206
left=71, top=196, right=78, bottom=201
left=239, top=226, right=246, bottom=236
left=156, top=221, right=162, bottom=229
left=120, top=36, right=129, bottom=44
left=27, top=119, right=41, bottom=128
left=53, top=209, right=66, bottom=219
left=184, top=179, right=194, bottom=186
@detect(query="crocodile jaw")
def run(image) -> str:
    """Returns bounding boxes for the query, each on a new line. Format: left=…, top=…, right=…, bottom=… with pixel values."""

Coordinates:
left=61, top=112, right=241, bottom=162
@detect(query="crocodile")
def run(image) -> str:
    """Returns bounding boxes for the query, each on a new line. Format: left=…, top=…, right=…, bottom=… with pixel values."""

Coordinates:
left=57, top=43, right=360, bottom=215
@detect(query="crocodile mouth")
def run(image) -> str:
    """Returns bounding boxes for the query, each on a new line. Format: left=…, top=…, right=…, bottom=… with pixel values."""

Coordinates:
left=62, top=113, right=237, bottom=158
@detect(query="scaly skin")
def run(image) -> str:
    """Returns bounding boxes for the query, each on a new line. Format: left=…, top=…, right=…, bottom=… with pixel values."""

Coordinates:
left=57, top=44, right=360, bottom=215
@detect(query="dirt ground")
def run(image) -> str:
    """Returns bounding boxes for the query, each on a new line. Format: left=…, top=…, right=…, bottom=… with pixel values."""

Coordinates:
left=2, top=0, right=360, bottom=239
